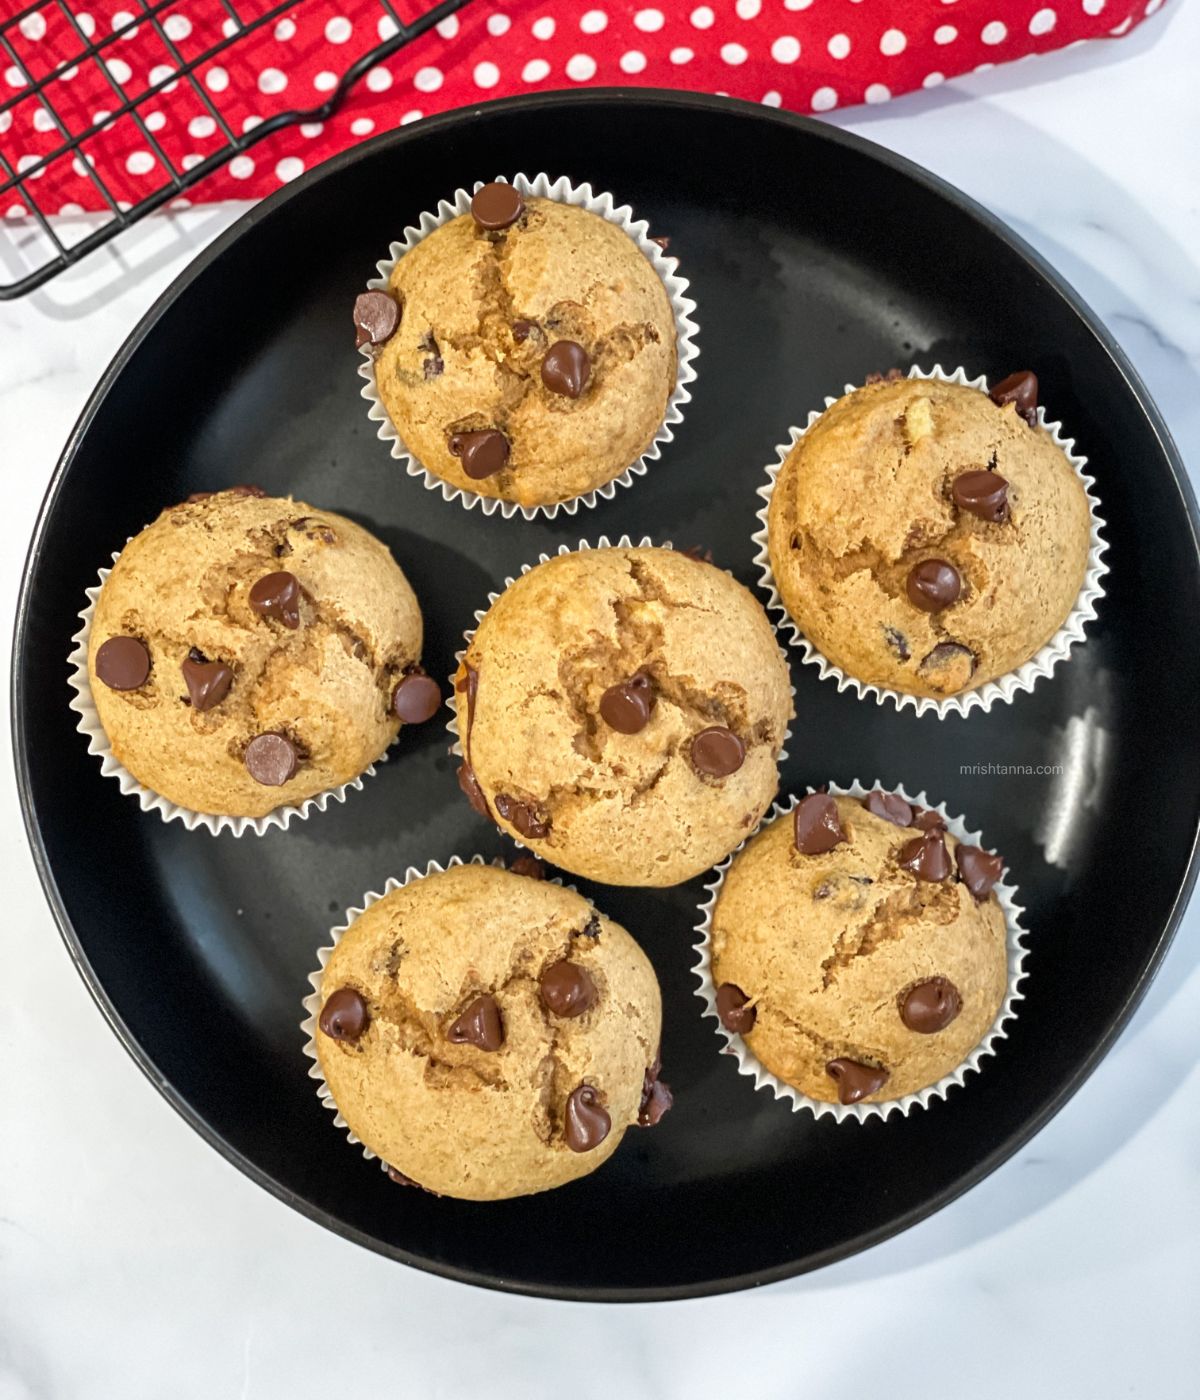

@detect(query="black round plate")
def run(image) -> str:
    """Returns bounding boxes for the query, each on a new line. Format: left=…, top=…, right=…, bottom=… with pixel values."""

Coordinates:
left=14, top=92, right=1200, bottom=1301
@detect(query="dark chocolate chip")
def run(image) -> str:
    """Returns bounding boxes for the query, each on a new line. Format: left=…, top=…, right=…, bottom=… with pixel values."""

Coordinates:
left=577, top=914, right=601, bottom=941
left=956, top=844, right=1004, bottom=900
left=541, top=340, right=591, bottom=398
left=509, top=855, right=545, bottom=880
left=494, top=793, right=550, bottom=840
left=865, top=368, right=905, bottom=384
left=793, top=793, right=847, bottom=855
left=385, top=1164, right=419, bottom=1187
left=449, top=428, right=510, bottom=479
left=244, top=733, right=299, bottom=787
left=599, top=674, right=655, bottom=734
left=638, top=1057, right=673, bottom=1126
left=715, top=982, right=756, bottom=1034
left=249, top=571, right=301, bottom=629
left=990, top=370, right=1038, bottom=426
left=899, top=977, right=962, bottom=1033
left=910, top=806, right=947, bottom=831
left=919, top=642, right=977, bottom=688
left=94, top=636, right=150, bottom=691
left=825, top=1058, right=889, bottom=1104
left=392, top=671, right=441, bottom=723
left=456, top=761, right=490, bottom=818
left=883, top=625, right=911, bottom=662
left=319, top=987, right=369, bottom=1042
left=471, top=181, right=524, bottom=231
left=864, top=790, right=913, bottom=828
left=512, top=319, right=537, bottom=342
left=353, top=289, right=401, bottom=348
left=181, top=653, right=233, bottom=712
left=682, top=545, right=714, bottom=563
left=447, top=993, right=504, bottom=1051
left=690, top=726, right=745, bottom=778
left=906, top=559, right=962, bottom=612
left=539, top=961, right=597, bottom=1018
left=423, top=354, right=444, bottom=379
left=898, top=830, right=953, bottom=882
left=953, top=469, right=1010, bottom=523
left=650, top=235, right=671, bottom=251
left=563, top=1085, right=610, bottom=1153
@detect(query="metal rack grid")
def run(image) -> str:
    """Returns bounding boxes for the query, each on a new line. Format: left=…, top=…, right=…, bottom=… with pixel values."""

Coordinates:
left=0, top=0, right=473, bottom=298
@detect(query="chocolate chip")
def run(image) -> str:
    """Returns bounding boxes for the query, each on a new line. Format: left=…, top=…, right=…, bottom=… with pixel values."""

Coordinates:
left=249, top=571, right=301, bottom=629
left=910, top=806, right=947, bottom=831
left=392, top=671, right=441, bottom=723
left=471, top=181, right=524, bottom=231
left=447, top=993, right=504, bottom=1051
left=865, top=368, right=905, bottom=384
left=898, top=830, right=953, bottom=882
left=577, top=914, right=601, bottom=941
left=385, top=1164, right=419, bottom=1187
left=899, top=977, right=962, bottom=1033
left=990, top=370, right=1038, bottom=426
left=449, top=428, right=510, bottom=479
left=512, top=319, right=537, bottom=342
left=456, top=760, right=490, bottom=818
left=353, top=289, right=401, bottom=348
left=953, top=470, right=1010, bottom=523
left=509, top=855, right=545, bottom=879
left=94, top=636, right=150, bottom=691
left=319, top=987, right=369, bottom=1042
left=682, top=545, right=714, bottom=563
left=495, top=793, right=550, bottom=840
left=423, top=354, right=444, bottom=379
left=919, top=642, right=977, bottom=689
left=649, top=234, right=671, bottom=252
left=184, top=484, right=265, bottom=504
left=825, top=1058, right=889, bottom=1105
left=181, top=652, right=233, bottom=712
left=564, top=1085, right=611, bottom=1153
left=244, top=733, right=298, bottom=787
left=599, top=674, right=655, bottom=734
left=864, top=790, right=913, bottom=827
left=793, top=793, right=847, bottom=855
left=715, top=982, right=756, bottom=1034
left=638, top=1057, right=673, bottom=1126
left=541, top=340, right=591, bottom=398
left=883, top=625, right=910, bottom=662
left=906, top=559, right=961, bottom=612
left=690, top=726, right=745, bottom=778
left=539, top=961, right=597, bottom=1018
left=956, top=844, right=1004, bottom=900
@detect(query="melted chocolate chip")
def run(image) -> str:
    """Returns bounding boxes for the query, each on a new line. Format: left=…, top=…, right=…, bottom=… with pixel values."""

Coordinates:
left=899, top=977, right=962, bottom=1033
left=910, top=806, right=947, bottom=831
left=541, top=340, right=591, bottom=398
left=353, top=290, right=401, bottom=348
left=392, top=671, right=441, bottom=724
left=447, top=994, right=504, bottom=1051
left=715, top=982, right=756, bottom=1034
left=682, top=545, right=714, bottom=563
left=898, top=830, right=953, bottom=882
left=512, top=319, right=537, bottom=343
left=564, top=1084, right=611, bottom=1153
left=956, top=844, right=1004, bottom=900
left=919, top=642, right=977, bottom=689
left=825, top=1058, right=889, bottom=1104
left=423, top=353, right=444, bottom=379
left=539, top=961, right=597, bottom=1018
left=883, top=625, right=911, bottom=662
left=494, top=793, right=550, bottom=840
left=990, top=370, right=1038, bottom=426
left=906, top=559, right=962, bottom=612
left=864, top=790, right=914, bottom=827
left=471, top=181, right=524, bottom=231
left=95, top=636, right=150, bottom=691
left=319, top=987, right=369, bottom=1042
left=953, top=469, right=1010, bottom=523
left=385, top=1164, right=419, bottom=1187
left=244, top=733, right=299, bottom=787
left=793, top=793, right=847, bottom=855
left=577, top=914, right=601, bottom=941
left=249, top=571, right=301, bottom=629
left=638, top=1057, right=673, bottom=1126
left=865, top=368, right=905, bottom=384
left=599, top=674, right=655, bottom=734
left=449, top=429, right=510, bottom=479
left=509, top=855, right=545, bottom=879
left=456, top=761, right=491, bottom=818
left=690, top=726, right=745, bottom=778
left=181, top=652, right=233, bottom=712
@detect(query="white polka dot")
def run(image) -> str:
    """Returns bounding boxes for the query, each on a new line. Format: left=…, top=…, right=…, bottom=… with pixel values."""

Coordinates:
left=1082, top=0, right=1105, bottom=12
left=378, top=16, right=399, bottom=40
left=981, top=21, right=1007, bottom=43
left=413, top=66, right=441, bottom=92
left=221, top=17, right=237, bottom=37
left=92, top=110, right=112, bottom=128
left=205, top=66, right=229, bottom=93
left=772, top=35, right=801, bottom=63
left=6, top=205, right=27, bottom=219
left=299, top=122, right=322, bottom=137
left=670, top=47, right=694, bottom=63
left=532, top=16, right=555, bottom=39
left=111, top=12, right=136, bottom=38
left=17, top=155, right=43, bottom=179
left=880, top=28, right=907, bottom=55
left=276, top=157, right=303, bottom=183
left=229, top=156, right=254, bottom=180
left=436, top=15, right=459, bottom=38
left=736, top=0, right=761, bottom=17
left=636, top=9, right=665, bottom=31
left=974, top=61, right=996, bottom=72
left=58, top=202, right=84, bottom=216
left=400, top=110, right=422, bottom=125
left=366, top=66, right=392, bottom=92
left=1029, top=8, right=1057, bottom=34
left=922, top=71, right=945, bottom=87
left=106, top=58, right=132, bottom=85
left=811, top=86, right=837, bottom=111
left=1145, top=0, right=1163, bottom=12
left=580, top=10, right=608, bottom=33
left=163, top=15, right=192, bottom=41
left=350, top=117, right=374, bottom=137
left=182, top=153, right=202, bottom=171
left=865, top=83, right=891, bottom=103
left=522, top=58, right=550, bottom=82
left=244, top=116, right=264, bottom=132
left=935, top=25, right=957, bottom=43
left=33, top=108, right=55, bottom=133
left=76, top=14, right=96, bottom=37
left=620, top=50, right=647, bottom=73
left=117, top=202, right=131, bottom=212
left=487, top=14, right=510, bottom=35
left=784, top=0, right=812, bottom=7
left=71, top=155, right=95, bottom=177
left=690, top=7, right=713, bottom=28
left=19, top=13, right=46, bottom=40
left=169, top=198, right=191, bottom=210
left=566, top=53, right=597, bottom=81
left=61, top=66, right=78, bottom=81
left=721, top=42, right=748, bottom=64
left=827, top=33, right=851, bottom=58
left=0, top=112, right=10, bottom=134
left=761, top=90, right=782, bottom=107
left=314, top=71, right=338, bottom=92
left=144, top=111, right=166, bottom=132
left=275, top=18, right=296, bottom=41
left=258, top=67, right=286, bottom=95
left=188, top=116, right=216, bottom=139
left=325, top=17, right=352, bottom=43
left=4, top=67, right=25, bottom=89
left=125, top=151, right=155, bottom=176
left=474, top=60, right=500, bottom=88
left=149, top=65, right=177, bottom=92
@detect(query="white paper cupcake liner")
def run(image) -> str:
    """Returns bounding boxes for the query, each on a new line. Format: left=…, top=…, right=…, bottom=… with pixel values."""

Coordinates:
left=359, top=172, right=700, bottom=521
left=693, top=780, right=1028, bottom=1124
left=751, top=364, right=1109, bottom=718
left=68, top=549, right=388, bottom=837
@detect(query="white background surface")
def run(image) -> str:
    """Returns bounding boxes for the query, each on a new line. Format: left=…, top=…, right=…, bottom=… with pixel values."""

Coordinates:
left=3, top=7, right=1199, bottom=1396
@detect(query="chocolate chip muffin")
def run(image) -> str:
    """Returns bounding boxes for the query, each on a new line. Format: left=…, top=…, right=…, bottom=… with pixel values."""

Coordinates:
left=709, top=791, right=1010, bottom=1105
left=87, top=487, right=435, bottom=820
left=453, top=545, right=794, bottom=886
left=309, top=862, right=670, bottom=1200
left=358, top=181, right=679, bottom=510
left=765, top=372, right=1093, bottom=699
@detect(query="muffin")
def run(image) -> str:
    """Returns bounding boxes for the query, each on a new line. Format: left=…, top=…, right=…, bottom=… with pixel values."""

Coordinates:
left=309, top=862, right=670, bottom=1200
left=357, top=181, right=679, bottom=510
left=765, top=372, right=1093, bottom=699
left=709, top=791, right=1010, bottom=1105
left=86, top=486, right=435, bottom=820
left=453, top=545, right=794, bottom=886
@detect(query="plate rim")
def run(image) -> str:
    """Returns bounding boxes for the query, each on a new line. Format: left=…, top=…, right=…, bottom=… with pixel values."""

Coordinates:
left=12, top=88, right=1200, bottom=1302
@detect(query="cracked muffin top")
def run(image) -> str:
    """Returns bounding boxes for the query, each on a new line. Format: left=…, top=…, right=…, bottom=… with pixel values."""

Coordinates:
left=312, top=863, right=668, bottom=1200
left=765, top=374, right=1092, bottom=699
left=453, top=546, right=794, bottom=887
left=87, top=487, right=430, bottom=819
left=361, top=186, right=677, bottom=510
left=710, top=792, right=1009, bottom=1105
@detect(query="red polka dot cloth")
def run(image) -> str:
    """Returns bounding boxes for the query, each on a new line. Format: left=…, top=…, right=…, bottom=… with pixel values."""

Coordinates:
left=0, top=0, right=1168, bottom=217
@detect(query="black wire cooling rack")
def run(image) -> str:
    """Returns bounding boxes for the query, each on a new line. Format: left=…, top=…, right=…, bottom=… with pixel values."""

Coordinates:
left=0, top=0, right=473, bottom=298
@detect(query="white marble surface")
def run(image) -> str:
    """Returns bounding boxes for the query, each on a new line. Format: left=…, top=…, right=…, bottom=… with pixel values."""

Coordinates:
left=3, top=7, right=1199, bottom=1395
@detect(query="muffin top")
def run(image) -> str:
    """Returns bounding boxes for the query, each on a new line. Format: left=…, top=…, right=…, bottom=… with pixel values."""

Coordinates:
left=766, top=375, right=1092, bottom=698
left=87, top=487, right=426, bottom=818
left=365, top=189, right=677, bottom=509
left=455, top=546, right=794, bottom=886
left=710, top=792, right=1009, bottom=1104
left=312, top=863, right=668, bottom=1201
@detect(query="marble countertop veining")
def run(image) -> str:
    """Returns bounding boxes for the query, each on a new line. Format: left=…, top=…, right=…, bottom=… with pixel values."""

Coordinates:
left=2, top=6, right=1198, bottom=1396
